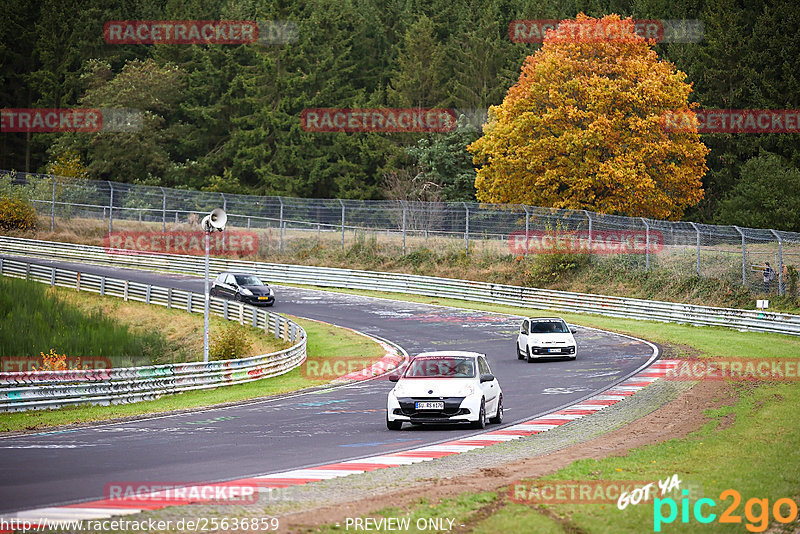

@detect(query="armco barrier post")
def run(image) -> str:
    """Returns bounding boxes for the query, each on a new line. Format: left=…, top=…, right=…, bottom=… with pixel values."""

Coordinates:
left=641, top=218, right=650, bottom=271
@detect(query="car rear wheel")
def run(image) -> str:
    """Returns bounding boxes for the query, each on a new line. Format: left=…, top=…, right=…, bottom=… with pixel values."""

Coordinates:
left=472, top=399, right=486, bottom=429
left=489, top=394, right=503, bottom=424
left=386, top=415, right=402, bottom=430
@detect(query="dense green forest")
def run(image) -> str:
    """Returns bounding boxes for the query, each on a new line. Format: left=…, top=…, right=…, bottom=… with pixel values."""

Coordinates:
left=1, top=0, right=799, bottom=229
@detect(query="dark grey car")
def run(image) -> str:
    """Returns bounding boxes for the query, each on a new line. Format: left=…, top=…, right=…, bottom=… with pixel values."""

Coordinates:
left=210, top=272, right=275, bottom=306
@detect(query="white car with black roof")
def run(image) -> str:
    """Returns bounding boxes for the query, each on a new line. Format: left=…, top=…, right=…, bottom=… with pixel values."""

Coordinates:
left=516, top=317, right=578, bottom=362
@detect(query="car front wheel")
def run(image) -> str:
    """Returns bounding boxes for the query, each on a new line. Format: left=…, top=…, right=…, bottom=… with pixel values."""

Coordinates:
left=472, top=399, right=486, bottom=429
left=386, top=415, right=402, bottom=430
left=517, top=344, right=524, bottom=360
left=489, top=394, right=503, bottom=424
left=526, top=347, right=534, bottom=363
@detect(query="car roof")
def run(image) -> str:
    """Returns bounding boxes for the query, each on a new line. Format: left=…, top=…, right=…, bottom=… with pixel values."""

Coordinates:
left=526, top=317, right=566, bottom=322
left=413, top=351, right=484, bottom=359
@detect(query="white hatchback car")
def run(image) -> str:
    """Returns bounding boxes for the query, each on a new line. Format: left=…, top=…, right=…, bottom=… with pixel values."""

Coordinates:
left=516, top=317, right=577, bottom=362
left=386, top=351, right=503, bottom=430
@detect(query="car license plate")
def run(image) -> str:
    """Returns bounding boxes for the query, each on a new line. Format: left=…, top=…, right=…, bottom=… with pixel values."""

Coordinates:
left=548, top=348, right=561, bottom=353
left=258, top=296, right=269, bottom=300
left=415, top=401, right=444, bottom=410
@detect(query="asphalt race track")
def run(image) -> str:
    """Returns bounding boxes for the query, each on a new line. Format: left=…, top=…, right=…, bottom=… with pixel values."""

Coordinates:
left=0, top=255, right=657, bottom=514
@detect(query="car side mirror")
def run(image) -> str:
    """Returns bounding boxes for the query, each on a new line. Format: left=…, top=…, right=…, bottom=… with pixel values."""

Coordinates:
left=480, top=373, right=494, bottom=383
left=570, top=328, right=577, bottom=334
left=388, top=374, right=400, bottom=382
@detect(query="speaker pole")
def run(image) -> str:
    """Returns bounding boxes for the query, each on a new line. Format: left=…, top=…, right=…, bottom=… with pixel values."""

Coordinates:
left=203, top=230, right=210, bottom=363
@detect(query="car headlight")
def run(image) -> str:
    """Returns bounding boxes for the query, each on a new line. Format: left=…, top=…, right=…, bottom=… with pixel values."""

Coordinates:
left=456, top=384, right=475, bottom=397
left=239, top=288, right=253, bottom=296
left=392, top=383, right=408, bottom=397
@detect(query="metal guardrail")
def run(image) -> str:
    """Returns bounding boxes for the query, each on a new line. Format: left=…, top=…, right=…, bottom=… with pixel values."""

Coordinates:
left=1, top=236, right=798, bottom=337
left=0, top=256, right=306, bottom=412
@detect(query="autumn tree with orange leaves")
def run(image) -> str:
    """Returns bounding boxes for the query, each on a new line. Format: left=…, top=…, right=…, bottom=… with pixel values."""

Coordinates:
left=468, top=14, right=708, bottom=220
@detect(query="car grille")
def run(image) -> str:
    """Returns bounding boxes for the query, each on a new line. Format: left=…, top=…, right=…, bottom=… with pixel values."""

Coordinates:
left=396, top=397, right=466, bottom=417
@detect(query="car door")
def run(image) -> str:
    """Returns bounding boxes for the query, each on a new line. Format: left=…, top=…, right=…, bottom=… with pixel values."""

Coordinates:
left=517, top=320, right=529, bottom=354
left=478, top=356, right=498, bottom=413
left=222, top=274, right=238, bottom=299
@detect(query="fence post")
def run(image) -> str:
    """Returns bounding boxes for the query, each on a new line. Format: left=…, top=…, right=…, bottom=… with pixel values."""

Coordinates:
left=160, top=187, right=166, bottom=232
left=108, top=181, right=114, bottom=233
left=523, top=205, right=530, bottom=237
left=51, top=176, right=56, bottom=231
left=50, top=267, right=56, bottom=286
left=643, top=218, right=650, bottom=271
left=339, top=199, right=345, bottom=250
left=463, top=202, right=470, bottom=253
left=279, top=197, right=284, bottom=252
left=690, top=222, right=701, bottom=277
left=401, top=200, right=407, bottom=255
left=220, top=193, right=227, bottom=213
left=770, top=229, right=784, bottom=295
left=100, top=276, right=106, bottom=296
left=0, top=258, right=3, bottom=275
left=583, top=210, right=592, bottom=253
left=733, top=226, right=746, bottom=286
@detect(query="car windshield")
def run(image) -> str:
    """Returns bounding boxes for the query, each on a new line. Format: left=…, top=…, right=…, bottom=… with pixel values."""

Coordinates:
left=530, top=320, right=569, bottom=333
left=234, top=275, right=264, bottom=286
left=404, top=357, right=475, bottom=378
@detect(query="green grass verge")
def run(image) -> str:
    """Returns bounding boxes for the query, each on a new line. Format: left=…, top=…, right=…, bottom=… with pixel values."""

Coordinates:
left=290, top=284, right=800, bottom=533
left=0, top=275, right=169, bottom=360
left=0, top=316, right=386, bottom=433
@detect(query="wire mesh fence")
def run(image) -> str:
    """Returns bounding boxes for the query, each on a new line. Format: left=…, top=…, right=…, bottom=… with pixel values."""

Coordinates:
left=3, top=169, right=799, bottom=297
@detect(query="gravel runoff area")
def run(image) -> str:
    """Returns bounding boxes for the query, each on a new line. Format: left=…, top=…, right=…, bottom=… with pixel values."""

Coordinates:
left=102, top=376, right=699, bottom=532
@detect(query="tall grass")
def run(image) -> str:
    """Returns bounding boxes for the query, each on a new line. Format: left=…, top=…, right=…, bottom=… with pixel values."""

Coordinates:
left=0, top=276, right=169, bottom=361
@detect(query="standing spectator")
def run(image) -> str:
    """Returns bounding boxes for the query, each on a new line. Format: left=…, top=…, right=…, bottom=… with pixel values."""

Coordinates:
left=763, top=262, right=774, bottom=293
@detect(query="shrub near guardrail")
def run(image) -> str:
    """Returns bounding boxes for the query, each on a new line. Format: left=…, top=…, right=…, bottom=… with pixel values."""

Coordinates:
left=0, top=196, right=37, bottom=231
